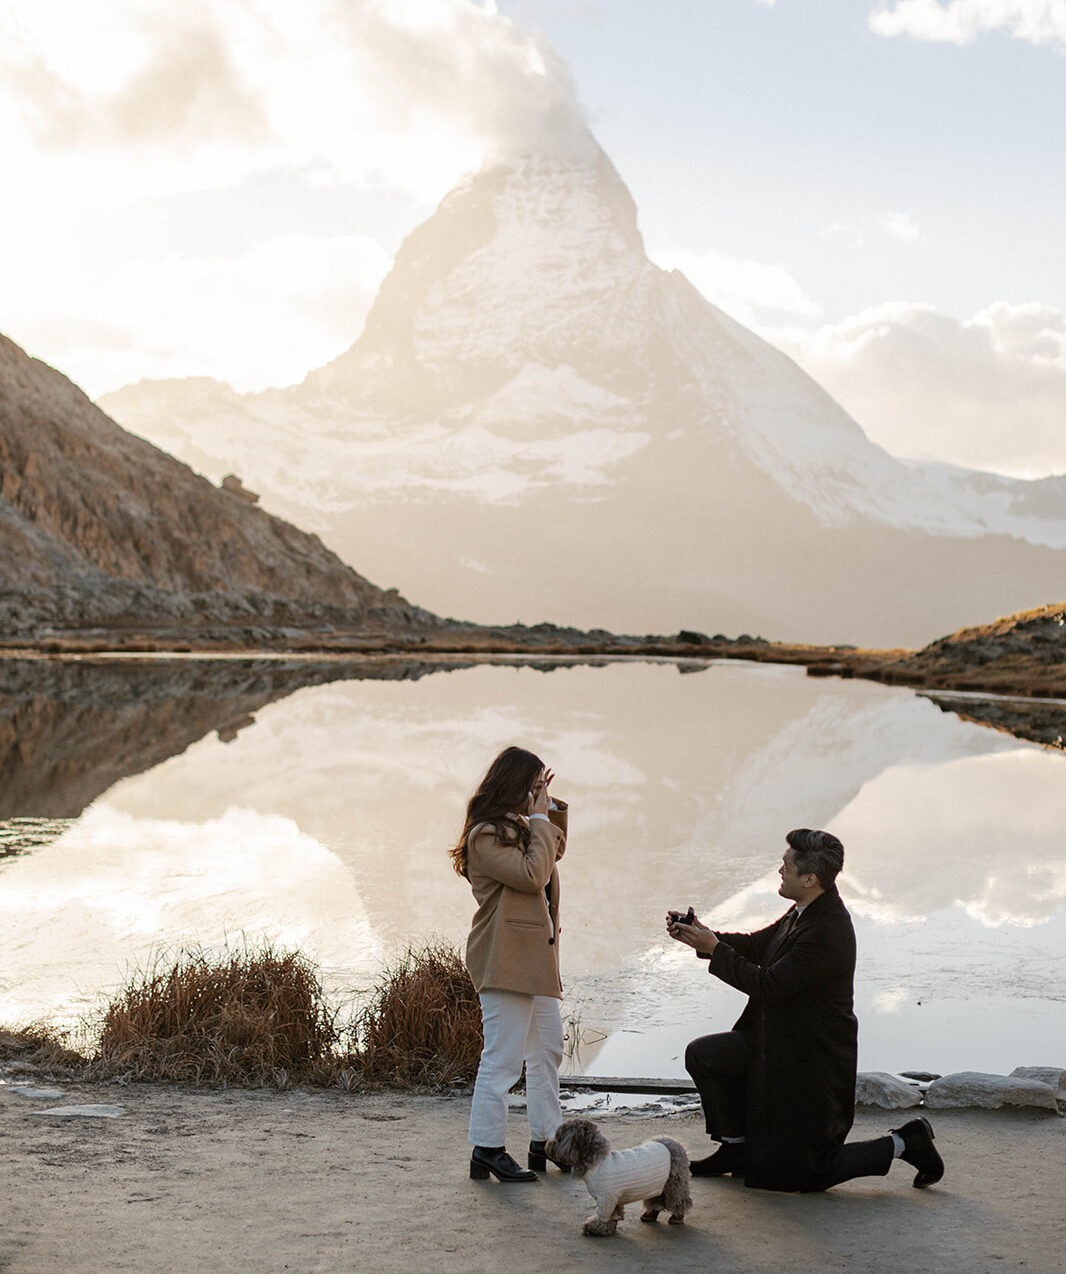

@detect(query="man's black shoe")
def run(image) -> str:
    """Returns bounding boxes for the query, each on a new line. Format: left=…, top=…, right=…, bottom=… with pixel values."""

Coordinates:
left=891, top=1117, right=944, bottom=1188
left=470, top=1145, right=539, bottom=1182
left=690, top=1142, right=744, bottom=1177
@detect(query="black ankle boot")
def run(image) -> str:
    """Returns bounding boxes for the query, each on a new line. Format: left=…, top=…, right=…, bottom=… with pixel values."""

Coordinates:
left=470, top=1146, right=538, bottom=1183
left=690, top=1142, right=745, bottom=1177
left=528, top=1140, right=572, bottom=1173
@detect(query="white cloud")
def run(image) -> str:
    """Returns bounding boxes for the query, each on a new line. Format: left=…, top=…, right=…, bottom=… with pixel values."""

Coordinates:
left=869, top=0, right=1066, bottom=50
left=0, top=0, right=596, bottom=392
left=879, top=210, right=921, bottom=243
left=0, top=0, right=591, bottom=207
left=776, top=300, right=1066, bottom=477
left=822, top=211, right=924, bottom=248
left=822, top=221, right=869, bottom=248
left=5, top=233, right=392, bottom=396
left=651, top=246, right=823, bottom=327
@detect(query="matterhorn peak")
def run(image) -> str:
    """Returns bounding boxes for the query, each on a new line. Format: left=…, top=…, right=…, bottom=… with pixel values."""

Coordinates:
left=301, top=137, right=649, bottom=408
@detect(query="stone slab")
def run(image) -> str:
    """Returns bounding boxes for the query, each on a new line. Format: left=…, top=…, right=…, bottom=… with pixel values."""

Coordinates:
left=29, top=1104, right=126, bottom=1119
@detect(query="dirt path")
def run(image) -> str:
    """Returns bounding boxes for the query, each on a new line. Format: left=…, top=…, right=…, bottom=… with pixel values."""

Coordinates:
left=2, top=1079, right=1061, bottom=1274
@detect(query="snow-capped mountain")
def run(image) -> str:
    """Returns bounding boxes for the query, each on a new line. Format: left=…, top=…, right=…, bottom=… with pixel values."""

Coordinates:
left=101, top=140, right=1066, bottom=645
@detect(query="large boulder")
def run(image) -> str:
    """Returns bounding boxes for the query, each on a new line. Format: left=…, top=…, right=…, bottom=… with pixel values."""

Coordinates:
left=1010, top=1066, right=1066, bottom=1101
left=924, top=1071, right=1061, bottom=1112
left=855, top=1072, right=923, bottom=1109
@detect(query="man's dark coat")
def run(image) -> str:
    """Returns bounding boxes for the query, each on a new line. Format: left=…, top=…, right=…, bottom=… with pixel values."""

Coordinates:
left=708, top=885, right=859, bottom=1191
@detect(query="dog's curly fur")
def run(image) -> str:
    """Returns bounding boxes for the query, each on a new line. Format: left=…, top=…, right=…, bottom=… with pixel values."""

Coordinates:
left=546, top=1118, right=609, bottom=1175
left=545, top=1118, right=692, bottom=1237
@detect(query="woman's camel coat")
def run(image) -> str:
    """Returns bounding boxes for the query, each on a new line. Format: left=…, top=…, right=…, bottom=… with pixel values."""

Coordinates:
left=464, top=802, right=567, bottom=999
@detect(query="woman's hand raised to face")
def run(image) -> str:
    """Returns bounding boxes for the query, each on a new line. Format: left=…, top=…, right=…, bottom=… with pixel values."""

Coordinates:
left=531, top=768, right=552, bottom=816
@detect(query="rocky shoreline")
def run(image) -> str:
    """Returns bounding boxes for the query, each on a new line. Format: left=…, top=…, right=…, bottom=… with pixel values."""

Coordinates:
left=3, top=601, right=1064, bottom=736
left=560, top=1067, right=1066, bottom=1114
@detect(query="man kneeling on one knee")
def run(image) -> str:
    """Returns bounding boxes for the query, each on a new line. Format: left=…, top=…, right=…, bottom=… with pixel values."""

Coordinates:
left=667, top=828, right=944, bottom=1193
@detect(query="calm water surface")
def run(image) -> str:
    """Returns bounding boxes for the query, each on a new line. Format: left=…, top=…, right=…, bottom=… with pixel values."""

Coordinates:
left=1, top=657, right=1063, bottom=1078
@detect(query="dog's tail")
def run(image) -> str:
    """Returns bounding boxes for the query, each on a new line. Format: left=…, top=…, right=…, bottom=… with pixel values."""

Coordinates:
left=647, top=1136, right=693, bottom=1218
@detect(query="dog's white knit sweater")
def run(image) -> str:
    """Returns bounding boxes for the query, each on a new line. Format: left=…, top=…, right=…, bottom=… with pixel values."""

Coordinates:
left=582, top=1142, right=672, bottom=1220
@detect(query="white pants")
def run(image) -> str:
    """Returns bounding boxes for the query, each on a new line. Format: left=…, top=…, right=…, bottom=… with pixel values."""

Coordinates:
left=468, top=990, right=564, bottom=1148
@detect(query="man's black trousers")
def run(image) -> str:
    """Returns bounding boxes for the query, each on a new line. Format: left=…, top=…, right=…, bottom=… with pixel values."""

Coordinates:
left=685, top=1030, right=895, bottom=1190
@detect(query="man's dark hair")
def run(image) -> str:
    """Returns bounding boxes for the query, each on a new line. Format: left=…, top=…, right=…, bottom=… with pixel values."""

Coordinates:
left=786, top=828, right=844, bottom=889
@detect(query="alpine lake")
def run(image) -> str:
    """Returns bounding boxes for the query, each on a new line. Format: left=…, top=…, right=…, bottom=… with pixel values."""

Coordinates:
left=2, top=653, right=1064, bottom=1081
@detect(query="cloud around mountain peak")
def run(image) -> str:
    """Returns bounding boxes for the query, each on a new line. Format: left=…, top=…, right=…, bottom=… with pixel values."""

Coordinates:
left=0, top=0, right=594, bottom=187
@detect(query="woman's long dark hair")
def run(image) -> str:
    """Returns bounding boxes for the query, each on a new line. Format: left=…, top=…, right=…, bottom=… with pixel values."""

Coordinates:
left=450, top=746, right=544, bottom=878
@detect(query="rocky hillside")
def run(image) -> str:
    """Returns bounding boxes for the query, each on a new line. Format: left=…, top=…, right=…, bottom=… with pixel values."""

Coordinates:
left=889, top=602, right=1066, bottom=747
left=798, top=599, right=1066, bottom=701
left=0, top=333, right=429, bottom=641
left=916, top=602, right=1066, bottom=669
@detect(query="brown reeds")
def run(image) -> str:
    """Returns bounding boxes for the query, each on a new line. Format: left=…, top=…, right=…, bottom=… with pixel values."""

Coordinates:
left=95, top=944, right=341, bottom=1086
left=2, top=942, right=484, bottom=1091
left=353, top=942, right=482, bottom=1089
left=0, top=1024, right=88, bottom=1075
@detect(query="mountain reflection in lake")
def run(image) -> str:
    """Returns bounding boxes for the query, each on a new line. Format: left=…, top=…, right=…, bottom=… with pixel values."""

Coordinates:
left=1, top=657, right=1063, bottom=1078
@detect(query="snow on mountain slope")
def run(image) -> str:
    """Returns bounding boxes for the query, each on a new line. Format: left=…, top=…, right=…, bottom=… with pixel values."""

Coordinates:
left=100, top=136, right=1066, bottom=644
left=672, top=286, right=1066, bottom=546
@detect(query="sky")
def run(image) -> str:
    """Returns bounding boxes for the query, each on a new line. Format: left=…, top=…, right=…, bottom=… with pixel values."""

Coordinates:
left=1, top=0, right=1065, bottom=478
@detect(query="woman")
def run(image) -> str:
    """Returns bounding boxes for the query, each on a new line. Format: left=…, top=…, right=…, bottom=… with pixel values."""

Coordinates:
left=451, top=746, right=569, bottom=1183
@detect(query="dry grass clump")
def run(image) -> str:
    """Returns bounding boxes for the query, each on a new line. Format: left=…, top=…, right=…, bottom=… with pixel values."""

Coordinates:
left=0, top=1024, right=88, bottom=1075
left=353, top=942, right=482, bottom=1089
left=3, top=942, right=483, bottom=1092
left=95, top=944, right=340, bottom=1086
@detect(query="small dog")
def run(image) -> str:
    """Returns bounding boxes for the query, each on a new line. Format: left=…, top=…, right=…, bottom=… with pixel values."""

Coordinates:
left=545, top=1117, right=692, bottom=1237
